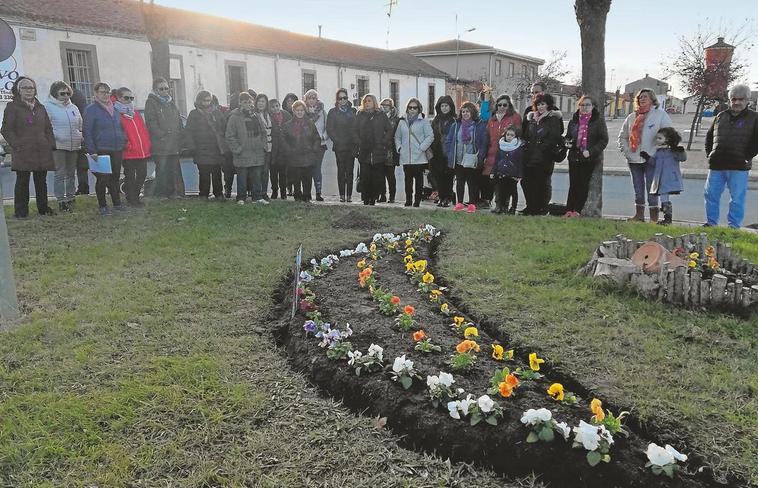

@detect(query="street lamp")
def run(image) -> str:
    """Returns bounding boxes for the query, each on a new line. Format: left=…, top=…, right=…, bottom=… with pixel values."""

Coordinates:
left=454, top=16, right=476, bottom=83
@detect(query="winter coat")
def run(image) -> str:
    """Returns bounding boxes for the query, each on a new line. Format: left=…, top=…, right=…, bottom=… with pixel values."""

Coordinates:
left=618, top=107, right=672, bottom=163
left=385, top=109, right=401, bottom=166
left=493, top=143, right=525, bottom=179
left=444, top=119, right=489, bottom=169
left=649, top=147, right=686, bottom=195
left=484, top=112, right=522, bottom=175
left=185, top=106, right=224, bottom=166
left=355, top=109, right=393, bottom=166
left=83, top=102, right=126, bottom=154
left=144, top=93, right=183, bottom=156
left=118, top=109, right=151, bottom=160
left=522, top=104, right=559, bottom=136
left=326, top=106, right=358, bottom=153
left=43, top=96, right=83, bottom=151
left=280, top=116, right=321, bottom=168
left=395, top=115, right=434, bottom=166
left=1, top=97, right=55, bottom=171
left=523, top=109, right=564, bottom=169
left=306, top=101, right=328, bottom=145
left=224, top=108, right=267, bottom=168
left=704, top=108, right=758, bottom=171
left=565, top=109, right=608, bottom=166
left=270, top=110, right=292, bottom=165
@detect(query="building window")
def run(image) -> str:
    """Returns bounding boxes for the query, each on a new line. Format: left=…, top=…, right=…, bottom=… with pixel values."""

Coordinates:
left=356, top=76, right=370, bottom=102
left=508, top=62, right=515, bottom=77
left=533, top=67, right=538, bottom=79
left=302, top=70, right=316, bottom=94
left=59, top=42, right=99, bottom=103
left=428, top=84, right=436, bottom=116
left=390, top=80, right=399, bottom=108
left=169, top=55, right=187, bottom=116
left=225, top=61, right=247, bottom=106
left=495, top=60, right=502, bottom=76
left=522, top=65, right=528, bottom=78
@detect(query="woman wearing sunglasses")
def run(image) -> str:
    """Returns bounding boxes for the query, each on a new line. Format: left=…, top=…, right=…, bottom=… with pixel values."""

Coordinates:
left=394, top=98, right=433, bottom=207
left=114, top=87, right=151, bottom=207
left=145, top=77, right=183, bottom=198
left=326, top=88, right=358, bottom=202
left=482, top=95, right=521, bottom=211
left=44, top=81, right=83, bottom=213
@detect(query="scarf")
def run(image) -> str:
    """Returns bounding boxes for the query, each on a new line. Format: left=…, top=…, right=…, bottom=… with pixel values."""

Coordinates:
left=272, top=111, right=284, bottom=125
left=156, top=92, right=172, bottom=104
left=460, top=119, right=474, bottom=143
left=532, top=110, right=548, bottom=124
left=499, top=137, right=521, bottom=152
left=629, top=105, right=650, bottom=152
left=114, top=101, right=134, bottom=119
left=577, top=112, right=591, bottom=151
left=97, top=99, right=114, bottom=117
left=292, top=116, right=306, bottom=139
left=306, top=101, right=323, bottom=122
left=407, top=113, right=418, bottom=126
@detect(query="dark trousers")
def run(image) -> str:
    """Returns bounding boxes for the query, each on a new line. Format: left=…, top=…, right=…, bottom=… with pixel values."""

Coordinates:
left=566, top=159, right=596, bottom=213
left=521, top=163, right=554, bottom=214
left=94, top=151, right=123, bottom=208
left=380, top=165, right=396, bottom=201
left=494, top=177, right=518, bottom=210
left=431, top=166, right=455, bottom=203
left=479, top=173, right=494, bottom=202
left=312, top=146, right=326, bottom=194
left=197, top=164, right=223, bottom=198
left=403, top=165, right=425, bottom=204
left=76, top=151, right=90, bottom=194
left=335, top=151, right=356, bottom=198
left=123, top=158, right=147, bottom=204
left=13, top=170, right=50, bottom=217
left=455, top=165, right=479, bottom=204
left=359, top=161, right=384, bottom=204
left=221, top=154, right=235, bottom=196
left=153, top=154, right=180, bottom=197
left=289, top=166, right=313, bottom=201
left=270, top=161, right=287, bottom=197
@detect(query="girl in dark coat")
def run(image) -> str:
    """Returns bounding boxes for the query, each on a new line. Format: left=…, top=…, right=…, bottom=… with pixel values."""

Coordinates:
left=430, top=95, right=456, bottom=207
left=1, top=76, right=56, bottom=218
left=326, top=88, right=358, bottom=202
left=355, top=94, right=392, bottom=206
left=646, top=127, right=686, bottom=225
left=144, top=77, right=184, bottom=198
left=186, top=90, right=225, bottom=200
left=280, top=100, right=321, bottom=202
left=522, top=93, right=563, bottom=215
left=563, top=96, right=608, bottom=217
left=491, top=125, right=524, bottom=214
left=269, top=98, right=291, bottom=199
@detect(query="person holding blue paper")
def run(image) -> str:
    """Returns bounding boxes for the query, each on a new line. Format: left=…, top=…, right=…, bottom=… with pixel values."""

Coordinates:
left=83, top=82, right=127, bottom=216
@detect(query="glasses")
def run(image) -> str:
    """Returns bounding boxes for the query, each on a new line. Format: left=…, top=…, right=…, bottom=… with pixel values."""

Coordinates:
left=19, top=86, right=35, bottom=90
left=579, top=103, right=593, bottom=106
left=58, top=92, right=71, bottom=97
left=496, top=103, right=509, bottom=107
left=96, top=90, right=110, bottom=94
left=338, top=96, right=348, bottom=100
left=157, top=86, right=170, bottom=92
left=407, top=106, right=419, bottom=110
left=122, top=96, right=135, bottom=101
left=380, top=104, right=391, bottom=108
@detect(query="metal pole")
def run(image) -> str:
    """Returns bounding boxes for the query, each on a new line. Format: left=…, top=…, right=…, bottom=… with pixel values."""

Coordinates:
left=0, top=163, right=20, bottom=326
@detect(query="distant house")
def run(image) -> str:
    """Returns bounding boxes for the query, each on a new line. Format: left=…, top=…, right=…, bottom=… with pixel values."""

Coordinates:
left=624, top=74, right=670, bottom=98
left=398, top=40, right=544, bottom=112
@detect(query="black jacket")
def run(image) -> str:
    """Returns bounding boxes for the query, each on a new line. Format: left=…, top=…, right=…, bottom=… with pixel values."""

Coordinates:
left=565, top=108, right=609, bottom=165
left=270, top=110, right=292, bottom=164
left=705, top=108, right=758, bottom=171
left=523, top=109, right=564, bottom=168
left=326, top=106, right=358, bottom=153
left=431, top=95, right=457, bottom=171
left=355, top=109, right=392, bottom=166
left=185, top=106, right=224, bottom=165
left=280, top=117, right=321, bottom=168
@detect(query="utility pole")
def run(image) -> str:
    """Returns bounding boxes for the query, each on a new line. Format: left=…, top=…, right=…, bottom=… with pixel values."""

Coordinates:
left=385, top=0, right=398, bottom=50
left=0, top=163, right=19, bottom=328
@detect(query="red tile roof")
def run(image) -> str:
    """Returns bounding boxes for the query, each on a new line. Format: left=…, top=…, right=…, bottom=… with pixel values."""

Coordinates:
left=0, top=0, right=448, bottom=78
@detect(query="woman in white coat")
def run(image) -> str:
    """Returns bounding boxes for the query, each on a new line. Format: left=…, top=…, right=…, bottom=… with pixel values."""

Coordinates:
left=618, top=88, right=672, bottom=222
left=394, top=98, right=434, bottom=207
left=44, top=81, right=83, bottom=213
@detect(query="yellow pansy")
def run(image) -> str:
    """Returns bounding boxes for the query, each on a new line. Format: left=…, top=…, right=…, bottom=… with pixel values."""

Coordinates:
left=406, top=247, right=416, bottom=255
left=405, top=262, right=415, bottom=272
left=688, top=260, right=697, bottom=268
left=590, top=398, right=605, bottom=422
left=547, top=383, right=564, bottom=401
left=405, top=238, right=413, bottom=247
left=369, top=242, right=377, bottom=252
left=529, top=352, right=545, bottom=371
left=689, top=252, right=699, bottom=259
left=491, top=344, right=504, bottom=361
left=414, top=260, right=427, bottom=273
left=430, top=289, right=442, bottom=297
left=357, top=259, right=366, bottom=269
left=464, top=327, right=478, bottom=339
left=440, top=303, right=449, bottom=313
left=422, top=272, right=435, bottom=284
left=453, top=316, right=465, bottom=328
left=505, top=349, right=514, bottom=360
left=704, top=246, right=715, bottom=257
left=403, top=255, right=413, bottom=264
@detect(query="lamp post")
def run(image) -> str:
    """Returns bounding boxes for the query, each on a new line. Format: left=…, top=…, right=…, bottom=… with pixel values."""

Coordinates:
left=0, top=161, right=19, bottom=327
left=454, top=20, right=476, bottom=83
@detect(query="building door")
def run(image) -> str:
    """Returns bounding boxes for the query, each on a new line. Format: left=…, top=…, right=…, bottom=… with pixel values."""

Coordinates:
left=428, top=84, right=436, bottom=116
left=226, top=63, right=247, bottom=107
left=390, top=80, right=399, bottom=108
left=356, top=76, right=369, bottom=106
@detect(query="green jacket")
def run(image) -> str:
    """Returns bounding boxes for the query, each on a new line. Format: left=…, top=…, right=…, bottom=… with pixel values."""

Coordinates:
left=225, top=108, right=266, bottom=167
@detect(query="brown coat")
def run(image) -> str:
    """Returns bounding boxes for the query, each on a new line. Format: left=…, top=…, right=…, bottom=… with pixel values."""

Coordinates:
left=1, top=97, right=55, bottom=171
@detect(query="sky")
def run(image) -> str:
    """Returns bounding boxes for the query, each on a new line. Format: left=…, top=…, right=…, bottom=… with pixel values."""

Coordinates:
left=155, top=0, right=757, bottom=98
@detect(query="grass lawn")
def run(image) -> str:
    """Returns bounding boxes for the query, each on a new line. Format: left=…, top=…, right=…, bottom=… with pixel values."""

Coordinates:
left=0, top=198, right=756, bottom=487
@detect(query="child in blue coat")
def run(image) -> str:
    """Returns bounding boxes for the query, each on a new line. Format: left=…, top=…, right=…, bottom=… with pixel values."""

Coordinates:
left=490, top=125, right=524, bottom=214
left=642, top=127, right=685, bottom=225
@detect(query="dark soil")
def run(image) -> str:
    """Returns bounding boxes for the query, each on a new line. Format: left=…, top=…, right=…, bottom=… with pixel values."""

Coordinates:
left=273, top=235, right=733, bottom=488
left=330, top=210, right=383, bottom=231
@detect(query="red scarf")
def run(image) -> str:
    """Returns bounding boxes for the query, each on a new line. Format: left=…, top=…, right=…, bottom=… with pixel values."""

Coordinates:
left=629, top=106, right=650, bottom=152
left=292, top=116, right=306, bottom=138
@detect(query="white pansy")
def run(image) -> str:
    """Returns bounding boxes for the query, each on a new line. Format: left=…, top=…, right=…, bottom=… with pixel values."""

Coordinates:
left=354, top=242, right=368, bottom=254
left=299, top=271, right=313, bottom=282
left=310, top=258, right=318, bottom=266
left=459, top=395, right=476, bottom=416
left=367, top=344, right=383, bottom=361
left=426, top=375, right=439, bottom=387
left=339, top=249, right=354, bottom=257
left=438, top=372, right=454, bottom=387
left=447, top=401, right=461, bottom=420
left=646, top=443, right=675, bottom=467
left=373, top=233, right=382, bottom=242
left=521, top=408, right=553, bottom=426
left=598, top=425, right=614, bottom=446
left=573, top=420, right=601, bottom=451
left=347, top=350, right=362, bottom=366
left=665, top=444, right=687, bottom=463
left=392, top=355, right=413, bottom=373
left=477, top=395, right=495, bottom=413
left=554, top=421, right=571, bottom=440
left=536, top=408, right=552, bottom=422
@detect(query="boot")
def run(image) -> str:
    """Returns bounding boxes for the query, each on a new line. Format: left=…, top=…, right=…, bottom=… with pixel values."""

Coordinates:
left=649, top=207, right=659, bottom=224
left=627, top=205, right=645, bottom=222
left=658, top=202, right=672, bottom=225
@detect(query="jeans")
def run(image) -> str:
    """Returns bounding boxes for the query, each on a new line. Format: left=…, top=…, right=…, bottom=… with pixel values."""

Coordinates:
left=14, top=170, right=50, bottom=217
left=94, top=151, right=123, bottom=208
left=704, top=169, right=748, bottom=228
left=312, top=145, right=327, bottom=194
left=380, top=165, right=396, bottom=201
left=197, top=164, right=223, bottom=198
left=432, top=166, right=455, bottom=203
left=628, top=162, right=658, bottom=207
left=403, top=165, right=425, bottom=204
left=290, top=166, right=313, bottom=201
left=52, top=149, right=78, bottom=203
left=153, top=154, right=180, bottom=197
left=567, top=159, right=597, bottom=213
left=335, top=151, right=356, bottom=198
left=123, top=158, right=148, bottom=204
left=455, top=165, right=479, bottom=204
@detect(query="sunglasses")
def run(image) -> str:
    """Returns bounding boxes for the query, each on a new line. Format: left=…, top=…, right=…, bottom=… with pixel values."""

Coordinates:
left=58, top=92, right=71, bottom=97
left=338, top=96, right=348, bottom=100
left=407, top=106, right=419, bottom=110
left=496, top=103, right=509, bottom=107
left=122, top=96, right=135, bottom=101
left=157, top=87, right=170, bottom=91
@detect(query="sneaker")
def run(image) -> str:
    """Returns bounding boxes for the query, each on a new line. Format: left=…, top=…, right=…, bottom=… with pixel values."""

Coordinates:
left=98, top=206, right=112, bottom=216
left=339, top=196, right=346, bottom=203
left=466, top=204, right=476, bottom=213
left=237, top=199, right=245, bottom=206
left=453, top=203, right=465, bottom=212
left=257, top=199, right=270, bottom=205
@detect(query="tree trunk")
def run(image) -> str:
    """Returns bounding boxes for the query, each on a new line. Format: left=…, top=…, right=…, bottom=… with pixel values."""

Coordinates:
left=575, top=0, right=612, bottom=218
left=686, top=95, right=704, bottom=150
left=141, top=1, right=170, bottom=82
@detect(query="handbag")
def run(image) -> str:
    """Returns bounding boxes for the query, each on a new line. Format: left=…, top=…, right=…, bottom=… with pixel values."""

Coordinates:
left=410, top=126, right=433, bottom=161
left=460, top=151, right=479, bottom=168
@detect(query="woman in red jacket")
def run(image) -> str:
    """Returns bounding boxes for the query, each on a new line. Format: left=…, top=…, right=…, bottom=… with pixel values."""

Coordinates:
left=482, top=95, right=521, bottom=209
left=113, top=87, right=151, bottom=207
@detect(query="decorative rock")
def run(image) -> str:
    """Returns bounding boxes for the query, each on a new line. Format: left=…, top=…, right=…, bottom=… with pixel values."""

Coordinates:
left=593, top=258, right=642, bottom=286
left=658, top=261, right=669, bottom=301
left=711, top=274, right=728, bottom=305
left=601, top=241, right=619, bottom=259
left=700, top=279, right=711, bottom=306
left=741, top=287, right=752, bottom=308
left=734, top=280, right=743, bottom=306
left=690, top=271, right=702, bottom=306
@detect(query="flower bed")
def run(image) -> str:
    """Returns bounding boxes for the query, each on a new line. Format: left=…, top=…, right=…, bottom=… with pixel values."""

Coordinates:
left=273, top=226, right=727, bottom=487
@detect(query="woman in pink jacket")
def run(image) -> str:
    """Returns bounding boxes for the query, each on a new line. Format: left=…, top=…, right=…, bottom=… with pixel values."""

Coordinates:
left=113, top=87, right=151, bottom=207
left=481, top=95, right=521, bottom=209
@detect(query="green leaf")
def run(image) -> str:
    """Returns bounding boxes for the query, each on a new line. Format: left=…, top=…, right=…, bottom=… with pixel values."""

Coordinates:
left=587, top=451, right=602, bottom=467
left=355, top=368, right=362, bottom=376
left=485, top=416, right=498, bottom=426
left=470, top=413, right=481, bottom=426
left=662, top=464, right=675, bottom=478
left=526, top=431, right=539, bottom=443
left=538, top=426, right=555, bottom=442
left=400, top=376, right=413, bottom=389
left=601, top=454, right=611, bottom=463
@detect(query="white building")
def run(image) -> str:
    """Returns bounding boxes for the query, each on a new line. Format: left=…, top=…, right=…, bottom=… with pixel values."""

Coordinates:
left=0, top=0, right=447, bottom=119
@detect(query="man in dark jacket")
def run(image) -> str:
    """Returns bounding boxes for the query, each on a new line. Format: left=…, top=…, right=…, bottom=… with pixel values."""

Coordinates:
left=703, top=84, right=758, bottom=228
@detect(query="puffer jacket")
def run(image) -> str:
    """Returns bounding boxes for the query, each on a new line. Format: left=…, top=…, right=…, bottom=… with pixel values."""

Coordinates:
left=484, top=112, right=522, bottom=175
left=523, top=109, right=564, bottom=168
left=1, top=97, right=55, bottom=171
left=144, top=93, right=183, bottom=156
left=270, top=109, right=292, bottom=165
left=618, top=107, right=672, bottom=163
left=444, top=119, right=489, bottom=169
left=355, top=109, right=393, bottom=166
left=83, top=102, right=126, bottom=153
left=224, top=108, right=266, bottom=168
left=43, top=96, right=83, bottom=151
left=493, top=141, right=525, bottom=179
left=565, top=108, right=608, bottom=165
left=119, top=109, right=151, bottom=160
left=394, top=114, right=434, bottom=165
left=649, top=147, right=686, bottom=195
left=705, top=108, right=758, bottom=171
